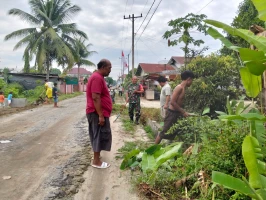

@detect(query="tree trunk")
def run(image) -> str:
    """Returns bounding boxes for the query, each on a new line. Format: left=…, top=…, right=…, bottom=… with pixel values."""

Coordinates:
left=78, top=64, right=80, bottom=91
left=46, top=57, right=50, bottom=81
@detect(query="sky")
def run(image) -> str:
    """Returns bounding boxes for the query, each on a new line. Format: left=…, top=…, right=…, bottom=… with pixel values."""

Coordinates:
left=0, top=0, right=244, bottom=80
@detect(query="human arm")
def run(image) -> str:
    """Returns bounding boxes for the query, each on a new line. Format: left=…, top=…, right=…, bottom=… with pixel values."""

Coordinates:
left=170, top=86, right=189, bottom=117
left=134, top=84, right=144, bottom=94
left=164, top=95, right=170, bottom=109
left=92, top=92, right=105, bottom=126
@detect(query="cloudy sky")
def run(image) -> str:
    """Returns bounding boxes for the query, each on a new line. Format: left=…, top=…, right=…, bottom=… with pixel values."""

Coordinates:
left=0, top=0, right=243, bottom=80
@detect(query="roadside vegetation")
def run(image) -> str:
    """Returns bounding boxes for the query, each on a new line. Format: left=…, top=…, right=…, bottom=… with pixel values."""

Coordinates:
left=117, top=0, right=266, bottom=199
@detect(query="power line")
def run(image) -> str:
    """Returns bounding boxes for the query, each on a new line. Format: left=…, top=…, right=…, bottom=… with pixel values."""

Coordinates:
left=196, top=0, right=214, bottom=14
left=122, top=0, right=130, bottom=49
left=135, top=0, right=156, bottom=35
left=135, top=0, right=163, bottom=46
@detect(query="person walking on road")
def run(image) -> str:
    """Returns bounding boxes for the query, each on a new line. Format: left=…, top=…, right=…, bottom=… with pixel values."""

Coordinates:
left=0, top=91, right=5, bottom=108
left=158, top=76, right=172, bottom=118
left=126, top=76, right=144, bottom=125
left=52, top=83, right=59, bottom=108
left=86, top=59, right=112, bottom=169
left=155, top=71, right=194, bottom=144
left=7, top=92, right=13, bottom=107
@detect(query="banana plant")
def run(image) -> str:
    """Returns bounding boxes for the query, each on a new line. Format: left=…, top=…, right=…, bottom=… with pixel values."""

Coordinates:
left=212, top=135, right=266, bottom=200
left=204, top=0, right=266, bottom=98
left=120, top=142, right=183, bottom=173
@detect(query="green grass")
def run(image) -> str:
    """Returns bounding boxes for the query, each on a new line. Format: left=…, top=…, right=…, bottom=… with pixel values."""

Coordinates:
left=143, top=125, right=156, bottom=140
left=122, top=118, right=136, bottom=134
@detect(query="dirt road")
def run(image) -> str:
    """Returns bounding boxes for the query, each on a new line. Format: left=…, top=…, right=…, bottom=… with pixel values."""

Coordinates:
left=0, top=94, right=157, bottom=200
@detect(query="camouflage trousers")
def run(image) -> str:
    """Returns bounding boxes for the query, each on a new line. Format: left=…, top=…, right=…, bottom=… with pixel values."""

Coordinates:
left=128, top=102, right=141, bottom=121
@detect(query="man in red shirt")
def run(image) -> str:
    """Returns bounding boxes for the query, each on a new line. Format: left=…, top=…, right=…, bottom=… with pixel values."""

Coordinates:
left=86, top=59, right=112, bottom=169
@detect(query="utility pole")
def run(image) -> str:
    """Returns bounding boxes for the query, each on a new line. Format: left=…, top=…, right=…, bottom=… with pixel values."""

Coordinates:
left=127, top=53, right=130, bottom=75
left=124, top=14, right=142, bottom=78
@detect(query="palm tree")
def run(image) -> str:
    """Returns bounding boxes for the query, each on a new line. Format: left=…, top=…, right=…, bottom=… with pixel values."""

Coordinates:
left=5, top=0, right=87, bottom=80
left=72, top=38, right=96, bottom=81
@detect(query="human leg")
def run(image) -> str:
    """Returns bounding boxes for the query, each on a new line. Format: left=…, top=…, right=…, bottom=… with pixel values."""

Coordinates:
left=128, top=103, right=135, bottom=122
left=87, top=113, right=111, bottom=168
left=135, top=102, right=141, bottom=124
left=155, top=109, right=181, bottom=144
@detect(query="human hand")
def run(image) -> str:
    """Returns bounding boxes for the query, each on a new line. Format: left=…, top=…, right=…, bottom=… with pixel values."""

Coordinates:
left=98, top=116, right=105, bottom=126
left=133, top=90, right=138, bottom=94
left=182, top=112, right=190, bottom=118
left=163, top=105, right=168, bottom=109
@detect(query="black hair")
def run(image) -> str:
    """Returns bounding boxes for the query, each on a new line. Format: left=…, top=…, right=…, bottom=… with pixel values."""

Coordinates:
left=181, top=70, right=195, bottom=80
left=54, top=82, right=57, bottom=86
left=9, top=91, right=13, bottom=94
left=157, top=76, right=167, bottom=83
left=97, top=59, right=108, bottom=69
left=0, top=91, right=3, bottom=94
left=45, top=79, right=48, bottom=82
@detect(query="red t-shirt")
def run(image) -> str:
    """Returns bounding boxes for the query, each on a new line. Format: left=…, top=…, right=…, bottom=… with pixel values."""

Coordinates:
left=86, top=72, right=112, bottom=117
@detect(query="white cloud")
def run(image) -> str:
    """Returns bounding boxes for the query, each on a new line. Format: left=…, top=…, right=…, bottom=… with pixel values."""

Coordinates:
left=0, top=0, right=243, bottom=79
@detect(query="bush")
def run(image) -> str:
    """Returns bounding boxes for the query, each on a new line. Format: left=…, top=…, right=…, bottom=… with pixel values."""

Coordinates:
left=183, top=54, right=243, bottom=116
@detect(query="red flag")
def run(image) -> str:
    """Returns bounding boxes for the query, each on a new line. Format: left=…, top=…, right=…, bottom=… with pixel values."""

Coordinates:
left=122, top=51, right=128, bottom=70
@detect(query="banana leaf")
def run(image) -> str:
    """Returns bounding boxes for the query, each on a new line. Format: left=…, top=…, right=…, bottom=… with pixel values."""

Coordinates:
left=240, top=67, right=262, bottom=98
left=145, top=144, right=162, bottom=155
left=120, top=149, right=140, bottom=170
left=251, top=0, right=266, bottom=21
left=155, top=142, right=183, bottom=169
left=207, top=27, right=240, bottom=51
left=242, top=136, right=266, bottom=189
left=212, top=171, right=258, bottom=199
left=205, top=20, right=266, bottom=54
left=141, top=152, right=156, bottom=173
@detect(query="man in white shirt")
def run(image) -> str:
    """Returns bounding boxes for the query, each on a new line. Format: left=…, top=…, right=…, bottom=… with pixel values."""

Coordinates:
left=158, top=76, right=171, bottom=118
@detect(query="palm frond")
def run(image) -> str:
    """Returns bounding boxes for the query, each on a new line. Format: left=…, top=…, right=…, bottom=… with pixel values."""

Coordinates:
left=79, top=59, right=95, bottom=66
left=54, top=5, right=81, bottom=24
left=13, top=34, right=35, bottom=50
left=36, top=9, right=53, bottom=27
left=5, top=28, right=37, bottom=41
left=8, top=8, right=41, bottom=25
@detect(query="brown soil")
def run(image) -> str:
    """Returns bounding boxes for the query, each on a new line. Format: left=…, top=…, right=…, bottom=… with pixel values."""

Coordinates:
left=0, top=104, right=39, bottom=117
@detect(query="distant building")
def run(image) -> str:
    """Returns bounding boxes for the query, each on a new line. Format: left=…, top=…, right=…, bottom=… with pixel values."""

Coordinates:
left=67, top=67, right=92, bottom=78
left=168, top=56, right=190, bottom=72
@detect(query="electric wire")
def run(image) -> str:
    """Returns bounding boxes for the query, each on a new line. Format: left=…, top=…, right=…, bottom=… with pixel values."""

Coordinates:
left=134, top=0, right=163, bottom=47
left=135, top=0, right=156, bottom=35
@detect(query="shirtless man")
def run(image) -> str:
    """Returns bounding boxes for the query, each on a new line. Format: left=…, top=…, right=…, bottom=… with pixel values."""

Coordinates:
left=155, top=70, right=194, bottom=144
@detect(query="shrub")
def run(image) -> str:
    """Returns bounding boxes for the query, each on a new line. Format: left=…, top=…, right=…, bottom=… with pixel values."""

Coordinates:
left=183, top=54, right=243, bottom=116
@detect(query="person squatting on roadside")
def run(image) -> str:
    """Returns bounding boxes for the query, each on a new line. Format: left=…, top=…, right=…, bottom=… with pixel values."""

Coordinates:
left=126, top=76, right=144, bottom=125
left=155, top=71, right=195, bottom=144
left=157, top=76, right=172, bottom=118
left=86, top=59, right=112, bottom=169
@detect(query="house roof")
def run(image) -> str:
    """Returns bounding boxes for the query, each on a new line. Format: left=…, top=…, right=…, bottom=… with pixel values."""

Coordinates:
left=136, top=63, right=175, bottom=75
left=67, top=67, right=92, bottom=75
left=171, top=56, right=185, bottom=64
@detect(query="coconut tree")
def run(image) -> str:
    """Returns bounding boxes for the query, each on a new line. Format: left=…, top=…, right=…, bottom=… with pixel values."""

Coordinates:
left=72, top=38, right=96, bottom=81
left=4, top=0, right=87, bottom=80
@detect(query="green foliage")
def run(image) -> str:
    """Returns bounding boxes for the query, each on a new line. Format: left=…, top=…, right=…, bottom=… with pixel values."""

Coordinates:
left=163, top=13, right=208, bottom=66
left=5, top=0, right=87, bottom=79
left=0, top=79, right=7, bottom=90
left=105, top=77, right=114, bottom=86
left=140, top=107, right=162, bottom=125
left=50, top=68, right=61, bottom=75
left=144, top=125, right=155, bottom=140
left=183, top=54, right=243, bottom=116
left=122, top=119, right=136, bottom=133
left=220, top=0, right=264, bottom=56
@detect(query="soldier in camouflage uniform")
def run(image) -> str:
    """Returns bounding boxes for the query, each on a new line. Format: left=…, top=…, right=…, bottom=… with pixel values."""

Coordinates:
left=126, top=76, right=144, bottom=124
